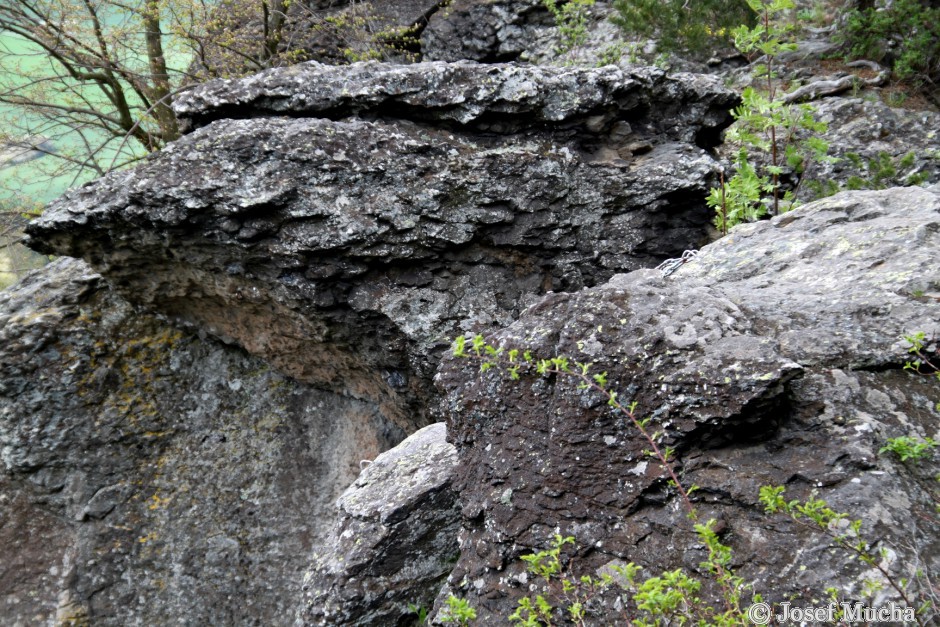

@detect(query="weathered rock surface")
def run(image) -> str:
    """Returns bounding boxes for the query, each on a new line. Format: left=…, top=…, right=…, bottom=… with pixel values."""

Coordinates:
left=28, top=60, right=736, bottom=434
left=0, top=258, right=405, bottom=625
left=298, top=422, right=460, bottom=626
left=799, top=97, right=940, bottom=198
left=420, top=0, right=630, bottom=68
left=173, top=60, right=735, bottom=141
left=420, top=0, right=552, bottom=63
left=435, top=187, right=940, bottom=622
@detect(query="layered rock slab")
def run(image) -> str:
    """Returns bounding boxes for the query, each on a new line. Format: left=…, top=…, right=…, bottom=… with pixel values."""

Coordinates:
left=28, top=61, right=736, bottom=433
left=435, top=187, right=940, bottom=622
left=298, top=423, right=460, bottom=626
left=0, top=259, right=405, bottom=625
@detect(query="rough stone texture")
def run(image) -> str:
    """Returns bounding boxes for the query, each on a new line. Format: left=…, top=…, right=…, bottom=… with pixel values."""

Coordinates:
left=435, top=187, right=940, bottom=622
left=799, top=97, right=940, bottom=199
left=421, top=0, right=552, bottom=63
left=420, top=0, right=633, bottom=68
left=173, top=60, right=736, bottom=141
left=0, top=258, right=405, bottom=625
left=298, top=423, right=460, bottom=626
left=28, top=61, right=736, bottom=434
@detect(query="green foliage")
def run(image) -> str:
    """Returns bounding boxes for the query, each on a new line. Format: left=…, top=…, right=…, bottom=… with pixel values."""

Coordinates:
left=880, top=436, right=938, bottom=463
left=519, top=534, right=574, bottom=581
left=759, top=485, right=936, bottom=622
left=454, top=334, right=937, bottom=626
left=708, top=149, right=770, bottom=233
left=407, top=602, right=428, bottom=625
left=439, top=594, right=477, bottom=626
left=902, top=331, right=940, bottom=412
left=507, top=524, right=754, bottom=626
left=807, top=151, right=931, bottom=199
left=708, top=0, right=830, bottom=233
left=610, top=0, right=755, bottom=57
left=543, top=0, right=596, bottom=54
left=840, top=0, right=940, bottom=86
left=320, top=8, right=424, bottom=64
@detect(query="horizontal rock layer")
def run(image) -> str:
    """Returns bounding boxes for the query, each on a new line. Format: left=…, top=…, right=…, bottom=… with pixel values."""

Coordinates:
left=174, top=61, right=735, bottom=145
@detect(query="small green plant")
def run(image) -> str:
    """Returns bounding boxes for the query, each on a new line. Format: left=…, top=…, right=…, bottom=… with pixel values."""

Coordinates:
left=507, top=525, right=752, bottom=626
left=808, top=151, right=931, bottom=199
left=707, top=0, right=830, bottom=234
left=407, top=602, right=428, bottom=625
left=596, top=41, right=630, bottom=66
left=880, top=436, right=939, bottom=463
left=543, top=0, right=596, bottom=54
left=902, top=331, right=940, bottom=412
left=759, top=486, right=933, bottom=626
left=439, top=594, right=477, bottom=626
left=453, top=335, right=938, bottom=625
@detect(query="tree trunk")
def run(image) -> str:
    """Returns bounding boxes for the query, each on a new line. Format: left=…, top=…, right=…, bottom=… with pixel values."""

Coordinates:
left=143, top=0, right=180, bottom=147
left=262, top=0, right=290, bottom=64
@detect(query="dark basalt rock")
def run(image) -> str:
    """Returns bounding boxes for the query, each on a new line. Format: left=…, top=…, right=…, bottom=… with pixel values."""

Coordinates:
left=27, top=60, right=736, bottom=434
left=0, top=258, right=405, bottom=625
left=173, top=60, right=737, bottom=143
left=434, top=187, right=940, bottom=622
left=422, top=0, right=552, bottom=63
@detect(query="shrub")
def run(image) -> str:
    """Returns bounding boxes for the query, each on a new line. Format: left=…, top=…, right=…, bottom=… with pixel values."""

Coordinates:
left=839, top=0, right=940, bottom=87
left=610, top=0, right=756, bottom=57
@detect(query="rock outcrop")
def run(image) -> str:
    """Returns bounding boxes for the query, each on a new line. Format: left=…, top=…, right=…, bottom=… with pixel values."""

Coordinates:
left=0, top=258, right=405, bottom=624
left=7, top=10, right=937, bottom=623
left=435, top=187, right=940, bottom=622
left=27, top=60, right=736, bottom=434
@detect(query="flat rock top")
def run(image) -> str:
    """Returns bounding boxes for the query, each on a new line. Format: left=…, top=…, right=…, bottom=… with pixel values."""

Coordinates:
left=173, top=60, right=735, bottom=134
left=679, top=186, right=940, bottom=366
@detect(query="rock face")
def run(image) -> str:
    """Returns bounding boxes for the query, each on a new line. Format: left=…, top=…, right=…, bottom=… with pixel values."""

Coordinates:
left=28, top=60, right=736, bottom=434
left=0, top=258, right=405, bottom=625
left=298, top=423, right=460, bottom=626
left=435, top=187, right=940, bottom=622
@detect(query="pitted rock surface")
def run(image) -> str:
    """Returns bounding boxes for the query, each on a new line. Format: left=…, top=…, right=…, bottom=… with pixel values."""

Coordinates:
left=28, top=60, right=736, bottom=433
left=435, top=188, right=940, bottom=622
left=0, top=258, right=405, bottom=625
left=173, top=60, right=737, bottom=143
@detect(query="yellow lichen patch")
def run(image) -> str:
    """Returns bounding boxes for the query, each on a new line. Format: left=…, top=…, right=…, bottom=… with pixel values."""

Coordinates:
left=76, top=326, right=184, bottom=427
left=138, top=531, right=159, bottom=543
left=143, top=430, right=173, bottom=438
left=255, top=413, right=284, bottom=431
left=148, top=494, right=171, bottom=511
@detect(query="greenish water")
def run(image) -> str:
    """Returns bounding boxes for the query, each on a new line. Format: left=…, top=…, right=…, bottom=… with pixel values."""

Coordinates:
left=0, top=9, right=196, bottom=286
left=0, top=10, right=195, bottom=206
